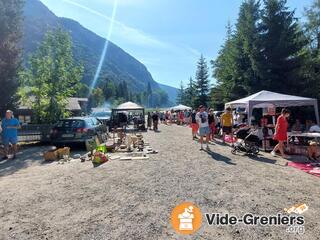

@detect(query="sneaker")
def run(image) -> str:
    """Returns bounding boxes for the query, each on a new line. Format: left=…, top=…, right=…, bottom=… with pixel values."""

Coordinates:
left=271, top=151, right=276, bottom=157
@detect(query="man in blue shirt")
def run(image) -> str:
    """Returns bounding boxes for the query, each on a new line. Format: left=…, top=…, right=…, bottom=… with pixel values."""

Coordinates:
left=1, top=110, right=20, bottom=160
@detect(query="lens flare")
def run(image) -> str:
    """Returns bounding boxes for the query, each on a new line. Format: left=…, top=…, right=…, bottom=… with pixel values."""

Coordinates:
left=89, top=0, right=118, bottom=96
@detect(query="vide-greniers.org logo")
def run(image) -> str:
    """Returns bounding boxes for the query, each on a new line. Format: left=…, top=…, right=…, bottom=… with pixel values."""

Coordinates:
left=205, top=213, right=304, bottom=226
left=171, top=202, right=305, bottom=235
left=206, top=213, right=305, bottom=235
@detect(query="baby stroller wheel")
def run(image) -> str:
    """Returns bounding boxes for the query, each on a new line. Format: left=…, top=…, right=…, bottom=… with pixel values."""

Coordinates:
left=231, top=147, right=238, bottom=155
left=251, top=145, right=259, bottom=155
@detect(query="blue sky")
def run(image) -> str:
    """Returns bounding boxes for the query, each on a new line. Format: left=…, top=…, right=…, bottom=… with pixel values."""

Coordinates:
left=40, top=0, right=313, bottom=88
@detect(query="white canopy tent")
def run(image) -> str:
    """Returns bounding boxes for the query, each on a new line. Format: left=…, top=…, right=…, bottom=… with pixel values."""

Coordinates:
left=115, top=101, right=144, bottom=110
left=170, top=104, right=192, bottom=111
left=225, top=90, right=319, bottom=125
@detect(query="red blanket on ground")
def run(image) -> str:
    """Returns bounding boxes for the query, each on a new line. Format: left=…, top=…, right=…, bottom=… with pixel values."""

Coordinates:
left=288, top=162, right=320, bottom=178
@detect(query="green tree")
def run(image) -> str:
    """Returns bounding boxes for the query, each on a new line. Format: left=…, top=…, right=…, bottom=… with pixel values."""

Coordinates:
left=184, top=77, right=196, bottom=108
left=209, top=85, right=226, bottom=110
left=77, top=83, right=90, bottom=97
left=195, top=55, right=210, bottom=107
left=212, top=23, right=238, bottom=106
left=234, top=0, right=262, bottom=95
left=212, top=0, right=307, bottom=107
left=176, top=80, right=185, bottom=104
left=0, top=0, right=23, bottom=113
left=302, top=0, right=320, bottom=99
left=157, top=90, right=169, bottom=106
left=212, top=1, right=262, bottom=105
left=146, top=82, right=153, bottom=107
left=134, top=93, right=142, bottom=104
left=147, top=82, right=152, bottom=96
left=259, top=0, right=306, bottom=93
left=304, top=0, right=320, bottom=51
left=20, top=29, right=83, bottom=123
left=88, top=88, right=105, bottom=110
left=103, top=80, right=116, bottom=100
left=122, top=81, right=129, bottom=101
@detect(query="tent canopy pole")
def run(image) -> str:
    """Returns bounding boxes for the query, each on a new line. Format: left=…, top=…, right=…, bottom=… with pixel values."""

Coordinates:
left=314, top=100, right=320, bottom=125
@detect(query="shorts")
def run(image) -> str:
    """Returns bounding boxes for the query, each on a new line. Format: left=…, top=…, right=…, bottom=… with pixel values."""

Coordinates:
left=2, top=136, right=18, bottom=146
left=199, top=126, right=210, bottom=136
left=222, top=126, right=232, bottom=134
left=209, top=123, right=216, bottom=133
left=191, top=123, right=199, bottom=132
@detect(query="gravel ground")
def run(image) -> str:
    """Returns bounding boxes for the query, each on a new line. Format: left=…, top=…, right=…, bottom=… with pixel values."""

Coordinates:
left=0, top=124, right=319, bottom=240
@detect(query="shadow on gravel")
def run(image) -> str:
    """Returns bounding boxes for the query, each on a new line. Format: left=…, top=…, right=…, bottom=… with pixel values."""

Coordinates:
left=0, top=143, right=48, bottom=178
left=211, top=140, right=229, bottom=147
left=0, top=143, right=86, bottom=178
left=203, top=149, right=236, bottom=165
left=247, top=155, right=277, bottom=165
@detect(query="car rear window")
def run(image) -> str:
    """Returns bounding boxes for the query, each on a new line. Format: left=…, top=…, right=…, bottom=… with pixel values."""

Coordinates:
left=91, top=112, right=111, bottom=118
left=56, top=120, right=85, bottom=128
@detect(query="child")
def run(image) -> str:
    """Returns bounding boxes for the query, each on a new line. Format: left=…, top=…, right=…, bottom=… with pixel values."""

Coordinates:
left=307, top=141, right=320, bottom=162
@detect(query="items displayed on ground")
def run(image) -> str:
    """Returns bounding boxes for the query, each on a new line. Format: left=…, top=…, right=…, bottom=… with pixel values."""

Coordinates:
left=89, top=130, right=155, bottom=166
left=43, top=129, right=156, bottom=168
left=288, top=162, right=320, bottom=178
left=43, top=147, right=70, bottom=161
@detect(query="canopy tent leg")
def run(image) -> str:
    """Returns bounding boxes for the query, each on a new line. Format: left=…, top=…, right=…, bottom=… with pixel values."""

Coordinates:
left=314, top=100, right=320, bottom=125
left=248, top=102, right=254, bottom=126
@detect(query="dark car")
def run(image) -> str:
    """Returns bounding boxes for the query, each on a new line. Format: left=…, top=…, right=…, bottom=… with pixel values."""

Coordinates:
left=50, top=117, right=103, bottom=145
left=90, top=110, right=111, bottom=126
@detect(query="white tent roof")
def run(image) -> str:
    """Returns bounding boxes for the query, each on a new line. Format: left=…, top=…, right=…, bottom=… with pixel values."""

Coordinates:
left=170, top=104, right=192, bottom=111
left=226, top=90, right=317, bottom=108
left=225, top=90, right=319, bottom=125
left=115, top=101, right=144, bottom=110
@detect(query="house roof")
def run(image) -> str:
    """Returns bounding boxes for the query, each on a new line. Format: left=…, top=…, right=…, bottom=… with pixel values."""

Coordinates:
left=66, top=98, right=88, bottom=111
left=18, top=97, right=88, bottom=111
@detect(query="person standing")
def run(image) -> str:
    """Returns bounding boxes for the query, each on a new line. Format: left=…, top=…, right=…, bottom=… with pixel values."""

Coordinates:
left=271, top=108, right=290, bottom=159
left=159, top=111, right=164, bottom=124
left=208, top=109, right=216, bottom=142
left=179, top=111, right=184, bottom=125
left=147, top=112, right=152, bottom=130
left=165, top=111, right=169, bottom=125
left=152, top=111, right=159, bottom=131
left=196, top=105, right=210, bottom=150
left=1, top=110, right=20, bottom=160
left=190, top=110, right=198, bottom=140
left=221, top=107, right=234, bottom=145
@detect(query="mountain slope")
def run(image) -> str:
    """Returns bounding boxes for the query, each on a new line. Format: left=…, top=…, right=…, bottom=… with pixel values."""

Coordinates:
left=158, top=83, right=178, bottom=104
left=22, top=0, right=176, bottom=98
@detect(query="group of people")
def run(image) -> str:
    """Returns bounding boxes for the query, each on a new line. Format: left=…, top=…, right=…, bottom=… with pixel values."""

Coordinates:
left=148, top=105, right=319, bottom=160
left=147, top=106, right=236, bottom=151
left=191, top=106, right=234, bottom=150
left=0, top=110, right=20, bottom=160
left=256, top=108, right=320, bottom=161
left=147, top=109, right=193, bottom=131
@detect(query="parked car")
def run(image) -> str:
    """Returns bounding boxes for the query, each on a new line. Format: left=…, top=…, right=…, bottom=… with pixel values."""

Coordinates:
left=50, top=117, right=103, bottom=145
left=90, top=109, right=111, bottom=126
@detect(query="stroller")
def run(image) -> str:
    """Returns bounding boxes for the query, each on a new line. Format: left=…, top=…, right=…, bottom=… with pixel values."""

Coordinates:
left=231, top=127, right=260, bottom=155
